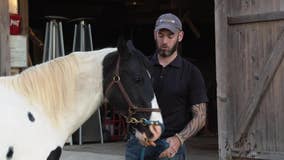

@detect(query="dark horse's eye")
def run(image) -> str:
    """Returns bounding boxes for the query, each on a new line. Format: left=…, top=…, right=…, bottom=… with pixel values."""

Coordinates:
left=134, top=74, right=143, bottom=83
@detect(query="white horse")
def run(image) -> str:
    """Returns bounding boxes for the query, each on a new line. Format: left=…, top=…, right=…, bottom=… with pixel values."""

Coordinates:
left=0, top=40, right=163, bottom=160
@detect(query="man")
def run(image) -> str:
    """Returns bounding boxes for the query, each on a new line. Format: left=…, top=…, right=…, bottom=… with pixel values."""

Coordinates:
left=125, top=13, right=208, bottom=160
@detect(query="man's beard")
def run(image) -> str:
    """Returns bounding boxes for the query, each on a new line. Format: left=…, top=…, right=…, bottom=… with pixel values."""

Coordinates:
left=156, top=40, right=178, bottom=57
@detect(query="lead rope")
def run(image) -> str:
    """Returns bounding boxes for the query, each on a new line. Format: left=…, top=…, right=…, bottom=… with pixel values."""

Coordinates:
left=140, top=148, right=145, bottom=160
left=140, top=140, right=169, bottom=160
left=139, top=120, right=169, bottom=160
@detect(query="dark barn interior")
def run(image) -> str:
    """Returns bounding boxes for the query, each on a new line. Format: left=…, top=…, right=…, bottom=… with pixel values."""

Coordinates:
left=28, top=0, right=217, bottom=138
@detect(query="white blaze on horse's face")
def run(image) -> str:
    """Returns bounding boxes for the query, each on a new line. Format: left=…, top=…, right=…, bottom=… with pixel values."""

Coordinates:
left=150, top=96, right=163, bottom=123
left=147, top=69, right=163, bottom=124
left=145, top=70, right=163, bottom=123
left=148, top=95, right=163, bottom=144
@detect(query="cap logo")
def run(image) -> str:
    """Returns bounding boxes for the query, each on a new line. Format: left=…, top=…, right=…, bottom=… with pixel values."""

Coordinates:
left=159, top=19, right=176, bottom=24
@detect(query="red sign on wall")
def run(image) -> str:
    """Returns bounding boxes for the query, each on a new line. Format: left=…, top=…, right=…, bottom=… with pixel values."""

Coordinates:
left=10, top=14, right=21, bottom=35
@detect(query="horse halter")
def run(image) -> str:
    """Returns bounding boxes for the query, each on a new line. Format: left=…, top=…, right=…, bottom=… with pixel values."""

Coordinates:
left=104, top=56, right=161, bottom=126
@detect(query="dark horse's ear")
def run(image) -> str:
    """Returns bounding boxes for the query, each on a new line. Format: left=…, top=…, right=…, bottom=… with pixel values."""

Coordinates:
left=126, top=40, right=152, bottom=70
left=117, top=37, right=131, bottom=59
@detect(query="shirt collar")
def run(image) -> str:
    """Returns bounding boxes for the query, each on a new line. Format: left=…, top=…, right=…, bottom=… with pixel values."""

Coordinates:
left=151, top=53, right=182, bottom=68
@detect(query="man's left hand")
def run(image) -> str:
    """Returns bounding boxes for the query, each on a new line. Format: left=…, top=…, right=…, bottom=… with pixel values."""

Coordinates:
left=159, top=135, right=181, bottom=158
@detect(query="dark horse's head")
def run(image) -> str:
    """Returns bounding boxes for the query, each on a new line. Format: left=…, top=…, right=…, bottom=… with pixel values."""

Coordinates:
left=103, top=39, right=163, bottom=146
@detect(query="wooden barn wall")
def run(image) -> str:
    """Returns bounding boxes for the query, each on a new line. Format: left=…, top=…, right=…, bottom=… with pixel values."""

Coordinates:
left=216, top=0, right=284, bottom=159
left=0, top=0, right=10, bottom=76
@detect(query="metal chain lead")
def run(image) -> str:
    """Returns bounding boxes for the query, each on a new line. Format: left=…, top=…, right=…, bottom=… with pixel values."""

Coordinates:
left=126, top=117, right=162, bottom=126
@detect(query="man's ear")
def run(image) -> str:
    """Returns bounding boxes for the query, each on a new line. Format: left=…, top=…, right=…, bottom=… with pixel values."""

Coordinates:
left=178, top=31, right=184, bottom=42
left=154, top=31, right=157, bottom=40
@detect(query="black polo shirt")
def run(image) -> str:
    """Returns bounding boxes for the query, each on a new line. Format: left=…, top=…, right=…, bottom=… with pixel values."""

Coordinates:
left=150, top=54, right=208, bottom=138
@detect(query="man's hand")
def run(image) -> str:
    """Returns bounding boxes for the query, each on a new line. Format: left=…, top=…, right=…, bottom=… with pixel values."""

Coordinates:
left=158, top=135, right=181, bottom=158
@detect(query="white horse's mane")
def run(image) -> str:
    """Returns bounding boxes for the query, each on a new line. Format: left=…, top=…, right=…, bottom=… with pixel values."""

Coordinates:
left=0, top=54, right=79, bottom=123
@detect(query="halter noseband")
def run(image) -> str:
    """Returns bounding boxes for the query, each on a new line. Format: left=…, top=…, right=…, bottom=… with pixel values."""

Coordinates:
left=104, top=56, right=161, bottom=125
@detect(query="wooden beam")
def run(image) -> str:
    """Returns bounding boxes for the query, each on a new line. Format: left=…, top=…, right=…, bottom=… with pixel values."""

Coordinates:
left=19, top=0, right=29, bottom=34
left=237, top=29, right=284, bottom=142
left=228, top=11, right=284, bottom=25
left=19, top=0, right=30, bottom=67
left=249, top=151, right=284, bottom=160
left=215, top=0, right=232, bottom=159
left=232, top=150, right=284, bottom=160
left=0, top=0, right=10, bottom=76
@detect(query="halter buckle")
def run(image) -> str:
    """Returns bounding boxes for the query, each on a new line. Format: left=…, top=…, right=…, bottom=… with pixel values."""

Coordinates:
left=113, top=74, right=120, bottom=82
left=128, top=107, right=137, bottom=115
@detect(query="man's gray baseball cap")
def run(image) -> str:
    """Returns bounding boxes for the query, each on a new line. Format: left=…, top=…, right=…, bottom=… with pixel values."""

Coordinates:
left=155, top=13, right=182, bottom=33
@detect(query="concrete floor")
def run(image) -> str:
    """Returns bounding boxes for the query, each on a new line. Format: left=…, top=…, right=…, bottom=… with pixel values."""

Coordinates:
left=61, top=151, right=124, bottom=160
left=61, top=135, right=218, bottom=160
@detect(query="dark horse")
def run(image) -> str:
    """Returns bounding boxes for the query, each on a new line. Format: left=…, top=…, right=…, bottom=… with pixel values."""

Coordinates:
left=0, top=40, right=163, bottom=160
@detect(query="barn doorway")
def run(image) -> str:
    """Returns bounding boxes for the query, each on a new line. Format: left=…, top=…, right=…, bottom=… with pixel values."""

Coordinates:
left=28, top=0, right=217, bottom=152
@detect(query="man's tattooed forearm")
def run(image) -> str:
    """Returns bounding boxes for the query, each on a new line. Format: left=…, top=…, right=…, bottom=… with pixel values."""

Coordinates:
left=176, top=103, right=207, bottom=143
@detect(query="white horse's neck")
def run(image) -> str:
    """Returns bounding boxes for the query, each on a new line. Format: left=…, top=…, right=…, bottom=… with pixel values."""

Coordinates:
left=59, top=48, right=117, bottom=137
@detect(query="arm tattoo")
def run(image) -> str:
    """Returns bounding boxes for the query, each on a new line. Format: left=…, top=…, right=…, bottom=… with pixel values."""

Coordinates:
left=176, top=103, right=207, bottom=144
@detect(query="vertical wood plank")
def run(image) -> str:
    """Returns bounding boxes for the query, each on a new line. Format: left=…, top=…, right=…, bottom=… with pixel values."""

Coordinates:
left=19, top=0, right=29, bottom=34
left=18, top=0, right=29, bottom=67
left=215, top=0, right=233, bottom=159
left=0, top=0, right=11, bottom=75
left=280, top=0, right=284, bottom=10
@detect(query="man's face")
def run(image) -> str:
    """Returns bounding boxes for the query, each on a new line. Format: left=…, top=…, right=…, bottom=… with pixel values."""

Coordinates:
left=154, top=29, right=182, bottom=57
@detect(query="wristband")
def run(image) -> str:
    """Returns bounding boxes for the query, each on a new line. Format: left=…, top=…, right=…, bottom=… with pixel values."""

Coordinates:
left=175, top=133, right=184, bottom=144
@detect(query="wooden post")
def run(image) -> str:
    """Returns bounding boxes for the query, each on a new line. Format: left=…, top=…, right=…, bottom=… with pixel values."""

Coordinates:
left=19, top=0, right=30, bottom=68
left=0, top=0, right=10, bottom=76
left=19, top=0, right=29, bottom=35
left=215, top=0, right=233, bottom=159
